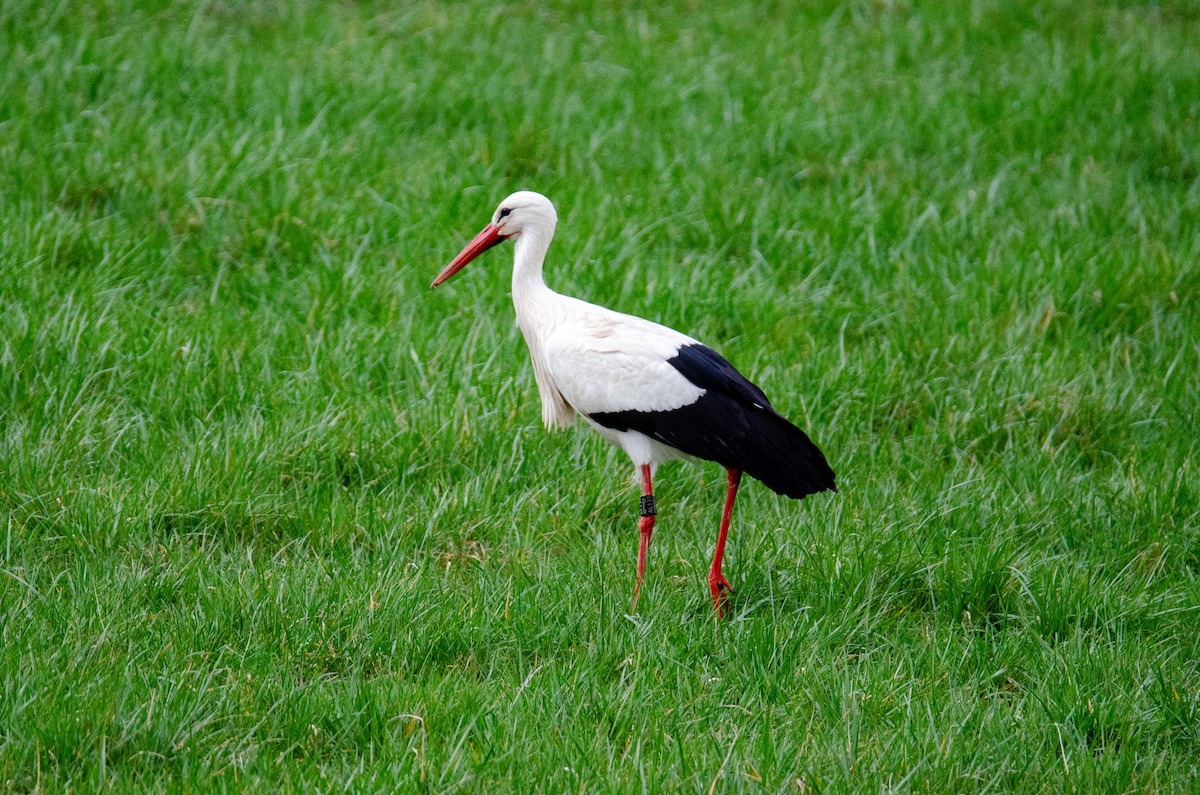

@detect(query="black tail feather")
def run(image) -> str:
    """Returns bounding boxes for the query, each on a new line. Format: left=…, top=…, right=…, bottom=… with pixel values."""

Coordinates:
left=590, top=391, right=837, bottom=500
left=732, top=407, right=836, bottom=499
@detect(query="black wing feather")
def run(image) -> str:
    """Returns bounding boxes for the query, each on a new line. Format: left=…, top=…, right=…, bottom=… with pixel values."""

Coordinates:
left=589, top=344, right=837, bottom=499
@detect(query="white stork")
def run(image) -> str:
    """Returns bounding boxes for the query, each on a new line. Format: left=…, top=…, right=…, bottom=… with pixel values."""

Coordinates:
left=431, top=191, right=836, bottom=617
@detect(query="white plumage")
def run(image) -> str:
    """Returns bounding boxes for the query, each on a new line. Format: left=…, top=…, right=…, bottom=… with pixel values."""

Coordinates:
left=431, top=191, right=836, bottom=616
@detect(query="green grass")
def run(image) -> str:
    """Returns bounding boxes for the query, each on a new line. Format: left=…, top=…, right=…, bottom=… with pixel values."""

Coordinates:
left=2, top=0, right=1198, bottom=790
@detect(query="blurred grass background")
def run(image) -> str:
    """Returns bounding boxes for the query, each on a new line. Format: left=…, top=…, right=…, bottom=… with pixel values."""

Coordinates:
left=1, top=0, right=1198, bottom=791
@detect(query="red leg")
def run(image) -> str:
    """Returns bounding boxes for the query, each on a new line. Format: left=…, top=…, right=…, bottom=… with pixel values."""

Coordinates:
left=631, top=464, right=656, bottom=610
left=709, top=468, right=741, bottom=618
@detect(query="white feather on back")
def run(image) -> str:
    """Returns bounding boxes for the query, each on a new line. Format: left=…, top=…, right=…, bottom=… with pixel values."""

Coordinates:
left=542, top=298, right=706, bottom=418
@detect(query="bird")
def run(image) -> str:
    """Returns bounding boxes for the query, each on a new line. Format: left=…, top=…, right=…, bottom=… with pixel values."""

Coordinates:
left=430, top=191, right=836, bottom=617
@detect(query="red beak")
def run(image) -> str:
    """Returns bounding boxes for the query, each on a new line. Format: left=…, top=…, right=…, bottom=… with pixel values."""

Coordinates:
left=430, top=223, right=507, bottom=288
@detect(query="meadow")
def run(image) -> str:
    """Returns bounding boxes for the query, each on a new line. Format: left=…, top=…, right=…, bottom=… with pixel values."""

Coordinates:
left=1, top=0, right=1198, bottom=791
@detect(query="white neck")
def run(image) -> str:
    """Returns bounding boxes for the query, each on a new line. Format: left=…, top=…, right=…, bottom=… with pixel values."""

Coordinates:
left=511, top=224, right=557, bottom=323
left=507, top=217, right=577, bottom=430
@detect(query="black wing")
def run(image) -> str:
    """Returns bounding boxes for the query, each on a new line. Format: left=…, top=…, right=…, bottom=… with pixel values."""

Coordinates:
left=589, top=344, right=837, bottom=499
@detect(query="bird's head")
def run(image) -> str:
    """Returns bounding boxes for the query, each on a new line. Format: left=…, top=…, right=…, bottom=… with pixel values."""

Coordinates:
left=430, top=191, right=558, bottom=288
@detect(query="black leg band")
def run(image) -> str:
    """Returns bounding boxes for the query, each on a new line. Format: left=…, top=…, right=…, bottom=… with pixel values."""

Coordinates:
left=640, top=495, right=657, bottom=517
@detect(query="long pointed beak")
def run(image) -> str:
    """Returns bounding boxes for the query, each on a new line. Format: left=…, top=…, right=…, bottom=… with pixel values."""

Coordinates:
left=430, top=223, right=507, bottom=288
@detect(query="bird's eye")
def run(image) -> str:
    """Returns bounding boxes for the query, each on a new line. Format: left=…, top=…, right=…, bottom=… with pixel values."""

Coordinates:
left=498, top=207, right=512, bottom=219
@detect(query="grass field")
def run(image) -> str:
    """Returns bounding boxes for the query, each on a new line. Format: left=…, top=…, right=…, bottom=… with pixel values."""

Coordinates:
left=2, top=0, right=1199, bottom=791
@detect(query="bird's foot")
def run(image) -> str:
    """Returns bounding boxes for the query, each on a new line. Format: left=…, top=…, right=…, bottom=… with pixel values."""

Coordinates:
left=708, top=572, right=734, bottom=618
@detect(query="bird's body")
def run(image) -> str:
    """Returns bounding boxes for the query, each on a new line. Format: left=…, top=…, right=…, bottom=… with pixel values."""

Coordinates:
left=432, top=191, right=835, bottom=616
